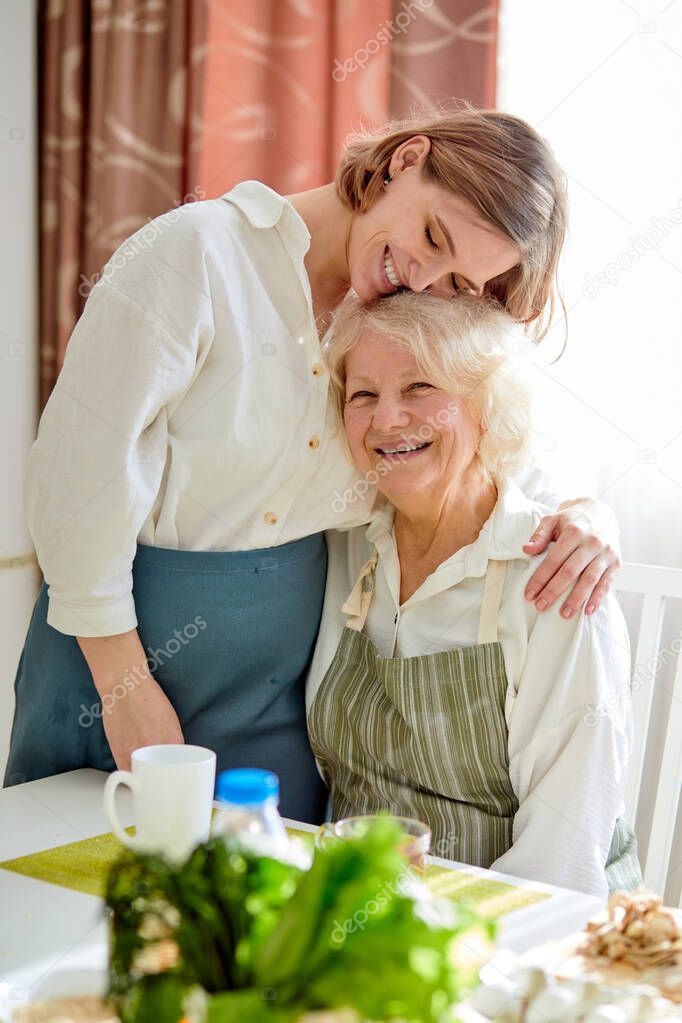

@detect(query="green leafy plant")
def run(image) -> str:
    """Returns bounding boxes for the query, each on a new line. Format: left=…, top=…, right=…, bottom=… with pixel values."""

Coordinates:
left=105, top=819, right=493, bottom=1023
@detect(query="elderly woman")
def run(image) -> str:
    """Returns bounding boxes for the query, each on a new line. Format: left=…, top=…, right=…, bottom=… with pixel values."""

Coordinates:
left=307, top=291, right=641, bottom=897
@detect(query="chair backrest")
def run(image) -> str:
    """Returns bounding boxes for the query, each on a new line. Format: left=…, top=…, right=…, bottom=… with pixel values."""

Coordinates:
left=614, top=562, right=682, bottom=905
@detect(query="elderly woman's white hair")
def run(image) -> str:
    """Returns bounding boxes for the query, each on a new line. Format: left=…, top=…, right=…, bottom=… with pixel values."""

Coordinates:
left=323, top=290, right=534, bottom=481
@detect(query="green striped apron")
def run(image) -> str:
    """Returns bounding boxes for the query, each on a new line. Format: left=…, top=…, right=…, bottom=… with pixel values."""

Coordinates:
left=308, top=555, right=642, bottom=891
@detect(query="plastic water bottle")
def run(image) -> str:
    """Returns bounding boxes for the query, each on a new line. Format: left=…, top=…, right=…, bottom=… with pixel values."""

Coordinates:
left=214, top=768, right=290, bottom=856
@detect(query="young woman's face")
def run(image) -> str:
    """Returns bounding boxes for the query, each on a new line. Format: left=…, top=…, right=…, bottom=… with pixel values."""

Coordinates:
left=347, top=136, right=522, bottom=302
left=343, top=331, right=482, bottom=503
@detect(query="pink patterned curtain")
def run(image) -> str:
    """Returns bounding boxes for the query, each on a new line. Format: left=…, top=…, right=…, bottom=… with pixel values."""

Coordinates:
left=39, top=1, right=499, bottom=401
left=389, top=1, right=499, bottom=113
left=38, top=0, right=207, bottom=405
left=196, top=1, right=393, bottom=196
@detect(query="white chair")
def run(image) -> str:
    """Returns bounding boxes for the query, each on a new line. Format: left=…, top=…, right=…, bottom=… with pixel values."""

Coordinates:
left=614, top=562, right=682, bottom=905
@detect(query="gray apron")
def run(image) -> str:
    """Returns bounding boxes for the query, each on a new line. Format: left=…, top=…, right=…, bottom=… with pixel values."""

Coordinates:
left=4, top=535, right=329, bottom=823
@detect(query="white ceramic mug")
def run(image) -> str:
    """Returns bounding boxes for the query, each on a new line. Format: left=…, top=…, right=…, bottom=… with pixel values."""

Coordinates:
left=103, top=744, right=216, bottom=862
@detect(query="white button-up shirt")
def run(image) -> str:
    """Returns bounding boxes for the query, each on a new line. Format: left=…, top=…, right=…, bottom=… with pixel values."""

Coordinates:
left=307, top=480, right=632, bottom=897
left=27, top=182, right=376, bottom=637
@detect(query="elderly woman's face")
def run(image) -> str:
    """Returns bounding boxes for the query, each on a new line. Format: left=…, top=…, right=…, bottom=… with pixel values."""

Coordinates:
left=343, top=331, right=482, bottom=501
left=347, top=137, right=521, bottom=303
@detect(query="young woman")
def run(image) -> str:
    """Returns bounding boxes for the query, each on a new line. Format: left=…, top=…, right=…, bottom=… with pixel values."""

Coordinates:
left=308, top=290, right=640, bottom=896
left=4, top=109, right=619, bottom=823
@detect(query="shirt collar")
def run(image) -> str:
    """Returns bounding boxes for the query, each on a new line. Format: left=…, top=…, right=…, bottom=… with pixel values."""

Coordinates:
left=221, top=180, right=311, bottom=251
left=365, top=477, right=542, bottom=581
left=480, top=478, right=542, bottom=567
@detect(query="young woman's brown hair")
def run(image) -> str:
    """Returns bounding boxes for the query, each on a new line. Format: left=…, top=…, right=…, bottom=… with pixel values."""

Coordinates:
left=335, top=105, right=568, bottom=342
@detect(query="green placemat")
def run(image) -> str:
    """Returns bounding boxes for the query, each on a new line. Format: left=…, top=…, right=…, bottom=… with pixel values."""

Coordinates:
left=0, top=827, right=135, bottom=898
left=425, top=862, right=549, bottom=917
left=0, top=827, right=548, bottom=917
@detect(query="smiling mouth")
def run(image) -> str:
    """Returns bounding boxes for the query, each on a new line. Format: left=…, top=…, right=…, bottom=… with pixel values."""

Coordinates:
left=381, top=246, right=405, bottom=294
left=375, top=441, right=432, bottom=459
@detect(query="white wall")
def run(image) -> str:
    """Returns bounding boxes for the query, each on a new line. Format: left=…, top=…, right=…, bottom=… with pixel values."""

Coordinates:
left=498, top=0, right=682, bottom=565
left=499, top=0, right=682, bottom=902
left=0, top=0, right=41, bottom=777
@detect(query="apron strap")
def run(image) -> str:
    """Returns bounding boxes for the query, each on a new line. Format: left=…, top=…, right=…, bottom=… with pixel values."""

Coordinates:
left=342, top=552, right=379, bottom=632
left=343, top=550, right=509, bottom=641
left=477, top=560, right=508, bottom=644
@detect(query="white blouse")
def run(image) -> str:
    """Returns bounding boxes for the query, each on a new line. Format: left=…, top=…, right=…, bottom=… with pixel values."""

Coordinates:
left=26, top=180, right=615, bottom=641
left=26, top=183, right=375, bottom=637
left=307, top=480, right=632, bottom=898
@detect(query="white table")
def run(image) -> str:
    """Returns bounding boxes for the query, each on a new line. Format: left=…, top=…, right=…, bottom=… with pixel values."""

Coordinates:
left=0, top=770, right=604, bottom=1016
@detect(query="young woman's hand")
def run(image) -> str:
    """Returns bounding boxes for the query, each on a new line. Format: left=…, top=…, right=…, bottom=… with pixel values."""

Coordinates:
left=522, top=505, right=621, bottom=618
left=77, top=629, right=184, bottom=770
left=100, top=674, right=185, bottom=771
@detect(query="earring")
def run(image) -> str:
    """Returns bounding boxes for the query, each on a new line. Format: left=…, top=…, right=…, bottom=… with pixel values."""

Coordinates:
left=383, top=171, right=392, bottom=186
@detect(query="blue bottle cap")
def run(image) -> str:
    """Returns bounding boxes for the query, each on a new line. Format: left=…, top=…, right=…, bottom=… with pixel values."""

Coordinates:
left=216, top=768, right=280, bottom=805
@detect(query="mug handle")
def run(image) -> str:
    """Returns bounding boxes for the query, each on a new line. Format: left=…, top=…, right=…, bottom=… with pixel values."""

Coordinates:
left=103, top=770, right=145, bottom=850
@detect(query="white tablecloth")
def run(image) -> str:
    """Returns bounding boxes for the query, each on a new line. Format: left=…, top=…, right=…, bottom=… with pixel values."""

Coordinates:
left=0, top=769, right=605, bottom=1015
